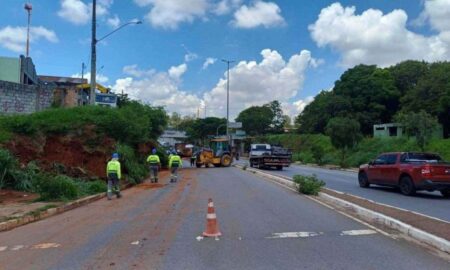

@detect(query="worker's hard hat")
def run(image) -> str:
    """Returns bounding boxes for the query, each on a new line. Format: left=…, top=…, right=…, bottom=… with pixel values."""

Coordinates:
left=152, top=148, right=157, bottom=154
left=112, top=153, right=119, bottom=159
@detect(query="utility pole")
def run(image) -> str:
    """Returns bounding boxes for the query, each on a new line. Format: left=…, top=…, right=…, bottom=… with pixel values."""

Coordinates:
left=81, top=62, right=86, bottom=79
left=90, top=0, right=97, bottom=105
left=222, top=59, right=234, bottom=141
left=24, top=3, right=32, bottom=57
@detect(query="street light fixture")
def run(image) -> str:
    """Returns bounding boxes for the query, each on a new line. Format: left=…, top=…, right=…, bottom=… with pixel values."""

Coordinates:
left=222, top=59, right=235, bottom=142
left=90, top=0, right=142, bottom=104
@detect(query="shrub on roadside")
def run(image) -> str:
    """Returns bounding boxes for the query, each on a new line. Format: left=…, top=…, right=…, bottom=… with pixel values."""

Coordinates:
left=293, top=174, right=325, bottom=195
left=35, top=175, right=79, bottom=201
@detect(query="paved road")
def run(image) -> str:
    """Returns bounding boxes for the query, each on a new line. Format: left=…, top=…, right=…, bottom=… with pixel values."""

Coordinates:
left=0, top=167, right=448, bottom=269
left=236, top=160, right=450, bottom=222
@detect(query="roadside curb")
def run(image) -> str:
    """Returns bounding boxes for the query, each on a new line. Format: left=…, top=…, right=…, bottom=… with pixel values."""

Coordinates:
left=233, top=164, right=450, bottom=255
left=239, top=157, right=359, bottom=173
left=0, top=183, right=133, bottom=233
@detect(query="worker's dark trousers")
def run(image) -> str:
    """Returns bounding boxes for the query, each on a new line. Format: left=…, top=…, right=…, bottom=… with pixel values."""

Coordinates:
left=170, top=167, right=179, bottom=182
left=150, top=166, right=159, bottom=183
left=107, top=173, right=121, bottom=199
left=190, top=158, right=195, bottom=167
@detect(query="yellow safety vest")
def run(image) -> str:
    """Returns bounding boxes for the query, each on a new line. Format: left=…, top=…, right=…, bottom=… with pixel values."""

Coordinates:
left=147, top=154, right=160, bottom=165
left=169, top=155, right=182, bottom=168
left=106, top=160, right=121, bottom=179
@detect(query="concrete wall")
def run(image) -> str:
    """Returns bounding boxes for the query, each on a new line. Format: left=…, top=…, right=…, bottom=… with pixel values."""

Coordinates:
left=0, top=57, right=20, bottom=83
left=0, top=80, right=53, bottom=114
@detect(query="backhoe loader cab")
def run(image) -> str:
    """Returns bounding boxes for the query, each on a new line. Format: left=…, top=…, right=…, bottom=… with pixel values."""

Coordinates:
left=196, top=138, right=233, bottom=168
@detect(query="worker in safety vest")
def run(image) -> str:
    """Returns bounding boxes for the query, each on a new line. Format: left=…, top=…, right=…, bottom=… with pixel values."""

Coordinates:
left=169, top=150, right=183, bottom=183
left=147, top=148, right=161, bottom=183
left=106, top=153, right=122, bottom=200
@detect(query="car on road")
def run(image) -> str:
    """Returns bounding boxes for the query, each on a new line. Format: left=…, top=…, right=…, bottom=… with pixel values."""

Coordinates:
left=358, top=152, right=450, bottom=197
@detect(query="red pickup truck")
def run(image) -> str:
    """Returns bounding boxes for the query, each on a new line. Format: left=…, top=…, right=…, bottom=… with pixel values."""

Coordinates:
left=358, top=152, right=450, bottom=197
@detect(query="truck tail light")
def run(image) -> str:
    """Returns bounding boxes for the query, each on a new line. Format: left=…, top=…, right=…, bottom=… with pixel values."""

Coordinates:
left=421, top=166, right=432, bottom=177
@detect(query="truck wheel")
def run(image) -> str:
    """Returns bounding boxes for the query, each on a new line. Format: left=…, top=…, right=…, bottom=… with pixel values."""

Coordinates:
left=276, top=166, right=283, bottom=171
left=399, top=176, right=416, bottom=196
left=440, top=189, right=450, bottom=198
left=358, top=172, right=370, bottom=188
left=221, top=154, right=232, bottom=167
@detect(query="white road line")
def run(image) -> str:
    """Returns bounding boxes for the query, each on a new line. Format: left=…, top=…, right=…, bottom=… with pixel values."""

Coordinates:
left=340, top=229, right=377, bottom=236
left=196, top=236, right=204, bottom=242
left=0, top=246, right=7, bottom=252
left=32, top=243, right=61, bottom=249
left=131, top=241, right=140, bottom=245
left=11, top=245, right=25, bottom=251
left=267, top=232, right=322, bottom=239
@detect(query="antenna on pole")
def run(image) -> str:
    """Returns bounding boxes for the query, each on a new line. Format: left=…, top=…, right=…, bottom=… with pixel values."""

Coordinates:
left=24, top=2, right=32, bottom=57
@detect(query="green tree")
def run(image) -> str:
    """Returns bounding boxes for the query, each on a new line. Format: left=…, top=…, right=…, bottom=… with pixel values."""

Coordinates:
left=265, top=100, right=285, bottom=133
left=186, top=117, right=226, bottom=143
left=394, top=111, right=439, bottom=151
left=325, top=117, right=362, bottom=167
left=400, top=62, right=450, bottom=138
left=236, top=106, right=273, bottom=136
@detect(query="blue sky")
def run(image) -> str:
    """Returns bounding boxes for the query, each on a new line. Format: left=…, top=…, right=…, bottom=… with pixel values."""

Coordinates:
left=0, top=0, right=448, bottom=119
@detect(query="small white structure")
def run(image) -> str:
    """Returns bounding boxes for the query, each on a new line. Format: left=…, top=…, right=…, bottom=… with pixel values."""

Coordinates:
left=158, top=129, right=187, bottom=147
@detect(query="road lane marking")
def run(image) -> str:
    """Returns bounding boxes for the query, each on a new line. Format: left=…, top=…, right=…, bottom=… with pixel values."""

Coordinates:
left=11, top=245, right=25, bottom=251
left=196, top=236, right=204, bottom=241
left=340, top=229, right=377, bottom=236
left=0, top=246, right=7, bottom=252
left=131, top=241, right=140, bottom=245
left=32, top=243, right=61, bottom=249
left=267, top=232, right=323, bottom=239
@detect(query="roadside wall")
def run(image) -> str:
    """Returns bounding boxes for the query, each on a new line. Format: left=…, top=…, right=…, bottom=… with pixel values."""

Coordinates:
left=0, top=80, right=53, bottom=114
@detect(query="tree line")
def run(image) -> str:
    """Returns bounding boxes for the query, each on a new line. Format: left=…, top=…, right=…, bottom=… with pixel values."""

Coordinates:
left=296, top=61, right=450, bottom=138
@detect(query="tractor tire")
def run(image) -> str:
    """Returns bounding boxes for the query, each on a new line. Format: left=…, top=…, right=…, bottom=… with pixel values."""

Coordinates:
left=221, top=154, right=232, bottom=167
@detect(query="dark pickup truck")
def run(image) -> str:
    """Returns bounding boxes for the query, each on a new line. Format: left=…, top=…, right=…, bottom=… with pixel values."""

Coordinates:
left=358, top=152, right=450, bottom=197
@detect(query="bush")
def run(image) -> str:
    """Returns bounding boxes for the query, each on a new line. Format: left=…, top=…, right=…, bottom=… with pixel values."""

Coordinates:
left=293, top=174, right=325, bottom=195
left=311, top=145, right=325, bottom=165
left=75, top=180, right=106, bottom=196
left=0, top=148, right=18, bottom=189
left=35, top=175, right=79, bottom=201
left=116, top=143, right=147, bottom=184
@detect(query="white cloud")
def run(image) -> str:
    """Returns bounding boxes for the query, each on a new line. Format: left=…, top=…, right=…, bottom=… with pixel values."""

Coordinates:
left=184, top=52, right=198, bottom=62
left=420, top=0, right=450, bottom=32
left=202, top=57, right=217, bottom=69
left=107, top=14, right=121, bottom=28
left=136, top=0, right=209, bottom=29
left=0, top=26, right=58, bottom=53
left=309, top=2, right=450, bottom=67
left=58, top=0, right=113, bottom=25
left=123, top=64, right=155, bottom=77
left=112, top=49, right=317, bottom=117
left=204, top=49, right=318, bottom=119
left=282, top=97, right=314, bottom=119
left=232, top=1, right=286, bottom=29
left=168, top=63, right=188, bottom=79
left=213, top=0, right=242, bottom=15
left=112, top=64, right=201, bottom=115
left=72, top=72, right=109, bottom=84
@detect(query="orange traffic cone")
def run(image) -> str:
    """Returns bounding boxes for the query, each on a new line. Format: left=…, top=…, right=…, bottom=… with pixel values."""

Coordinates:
left=203, top=198, right=222, bottom=237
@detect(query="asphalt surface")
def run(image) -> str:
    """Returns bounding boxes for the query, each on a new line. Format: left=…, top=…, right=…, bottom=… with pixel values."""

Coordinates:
left=236, top=160, right=450, bottom=222
left=0, top=165, right=448, bottom=269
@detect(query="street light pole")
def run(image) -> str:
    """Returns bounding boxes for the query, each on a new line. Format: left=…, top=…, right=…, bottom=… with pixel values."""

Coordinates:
left=222, top=59, right=234, bottom=142
left=89, top=0, right=97, bottom=105
left=89, top=0, right=141, bottom=105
